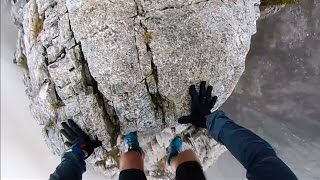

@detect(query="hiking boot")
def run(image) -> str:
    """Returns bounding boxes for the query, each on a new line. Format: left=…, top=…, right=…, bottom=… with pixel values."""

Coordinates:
left=124, top=132, right=142, bottom=154
left=167, top=136, right=183, bottom=165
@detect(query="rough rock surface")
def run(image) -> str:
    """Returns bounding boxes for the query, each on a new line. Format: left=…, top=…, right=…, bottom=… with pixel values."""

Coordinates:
left=12, top=0, right=260, bottom=179
left=259, top=5, right=286, bottom=19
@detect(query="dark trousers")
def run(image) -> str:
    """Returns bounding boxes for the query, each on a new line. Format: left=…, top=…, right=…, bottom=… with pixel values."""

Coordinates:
left=119, top=161, right=206, bottom=180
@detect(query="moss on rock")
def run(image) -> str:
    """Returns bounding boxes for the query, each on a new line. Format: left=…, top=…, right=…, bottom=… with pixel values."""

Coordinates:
left=260, top=0, right=300, bottom=10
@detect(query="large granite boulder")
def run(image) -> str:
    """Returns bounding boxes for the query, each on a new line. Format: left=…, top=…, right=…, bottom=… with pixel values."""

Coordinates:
left=12, top=0, right=260, bottom=178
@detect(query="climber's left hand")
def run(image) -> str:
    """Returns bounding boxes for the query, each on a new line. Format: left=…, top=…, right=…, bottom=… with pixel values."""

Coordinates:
left=60, top=119, right=102, bottom=159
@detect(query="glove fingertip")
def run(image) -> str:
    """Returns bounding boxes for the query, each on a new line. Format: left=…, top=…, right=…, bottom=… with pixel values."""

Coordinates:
left=207, top=86, right=213, bottom=93
left=189, top=85, right=197, bottom=96
left=210, top=96, right=218, bottom=108
left=213, top=95, right=218, bottom=102
left=200, top=81, right=206, bottom=96
left=61, top=122, right=68, bottom=128
left=67, top=119, right=72, bottom=123
left=200, top=81, right=206, bottom=87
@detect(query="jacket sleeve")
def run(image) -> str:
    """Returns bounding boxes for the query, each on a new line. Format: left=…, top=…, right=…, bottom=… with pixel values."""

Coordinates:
left=49, top=146, right=86, bottom=180
left=206, top=110, right=297, bottom=180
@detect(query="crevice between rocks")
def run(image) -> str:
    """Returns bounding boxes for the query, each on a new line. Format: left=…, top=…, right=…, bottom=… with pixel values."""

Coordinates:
left=129, top=0, right=212, bottom=19
left=77, top=42, right=121, bottom=147
left=157, top=0, right=210, bottom=12
left=64, top=9, right=121, bottom=146
left=133, top=0, right=166, bottom=128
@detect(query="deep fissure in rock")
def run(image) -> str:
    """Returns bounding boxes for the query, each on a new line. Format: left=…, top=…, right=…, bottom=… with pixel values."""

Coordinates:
left=157, top=0, right=210, bottom=12
left=133, top=0, right=166, bottom=127
left=64, top=8, right=121, bottom=146
left=145, top=35, right=166, bottom=128
left=77, top=42, right=121, bottom=146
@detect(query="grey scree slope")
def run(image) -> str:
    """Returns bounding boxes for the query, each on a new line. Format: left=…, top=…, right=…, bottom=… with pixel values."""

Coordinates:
left=12, top=0, right=260, bottom=179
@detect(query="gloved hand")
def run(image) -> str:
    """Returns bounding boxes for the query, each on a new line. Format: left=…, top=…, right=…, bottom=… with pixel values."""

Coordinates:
left=60, top=119, right=102, bottom=159
left=178, top=81, right=217, bottom=128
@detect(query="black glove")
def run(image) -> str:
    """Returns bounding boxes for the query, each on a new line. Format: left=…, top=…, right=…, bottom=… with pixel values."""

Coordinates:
left=60, top=119, right=102, bottom=159
left=178, top=81, right=217, bottom=128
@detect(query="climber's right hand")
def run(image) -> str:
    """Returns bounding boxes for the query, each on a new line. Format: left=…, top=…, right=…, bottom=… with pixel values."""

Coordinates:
left=178, top=81, right=217, bottom=128
left=60, top=119, right=102, bottom=159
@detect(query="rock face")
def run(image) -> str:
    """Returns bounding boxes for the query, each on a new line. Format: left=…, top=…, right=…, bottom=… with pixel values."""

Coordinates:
left=12, top=0, right=260, bottom=179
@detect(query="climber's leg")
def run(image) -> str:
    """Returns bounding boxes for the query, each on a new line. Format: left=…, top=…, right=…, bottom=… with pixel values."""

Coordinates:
left=167, top=136, right=206, bottom=180
left=119, top=150, right=146, bottom=180
left=119, top=132, right=147, bottom=180
left=120, top=150, right=144, bottom=171
left=171, top=150, right=206, bottom=180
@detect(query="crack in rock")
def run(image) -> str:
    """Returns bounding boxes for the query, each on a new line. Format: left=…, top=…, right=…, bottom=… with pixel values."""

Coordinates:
left=78, top=43, right=121, bottom=146
left=156, top=0, right=210, bottom=12
left=133, top=0, right=167, bottom=128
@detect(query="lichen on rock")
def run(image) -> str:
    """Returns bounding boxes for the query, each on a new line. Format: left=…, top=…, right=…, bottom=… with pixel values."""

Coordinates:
left=259, top=0, right=300, bottom=19
left=12, top=0, right=260, bottom=179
